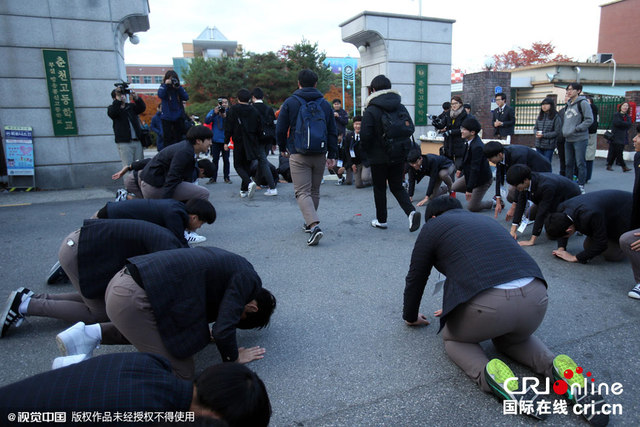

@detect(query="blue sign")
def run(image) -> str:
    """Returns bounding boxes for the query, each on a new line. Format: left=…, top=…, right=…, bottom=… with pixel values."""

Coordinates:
left=495, top=86, right=503, bottom=94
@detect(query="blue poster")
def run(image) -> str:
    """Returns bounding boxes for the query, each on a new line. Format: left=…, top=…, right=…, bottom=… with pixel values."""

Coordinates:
left=4, top=126, right=34, bottom=176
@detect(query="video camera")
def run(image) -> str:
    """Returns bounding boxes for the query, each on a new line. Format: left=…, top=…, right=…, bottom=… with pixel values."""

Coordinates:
left=426, top=113, right=444, bottom=128
left=114, top=81, right=131, bottom=95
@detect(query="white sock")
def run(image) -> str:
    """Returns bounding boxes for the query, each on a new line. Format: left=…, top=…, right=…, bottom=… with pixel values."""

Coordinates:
left=84, top=323, right=102, bottom=342
left=19, top=296, right=31, bottom=315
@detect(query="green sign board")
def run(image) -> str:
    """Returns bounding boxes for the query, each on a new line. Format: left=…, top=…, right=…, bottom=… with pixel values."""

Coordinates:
left=42, top=49, right=78, bottom=136
left=414, top=64, right=428, bottom=126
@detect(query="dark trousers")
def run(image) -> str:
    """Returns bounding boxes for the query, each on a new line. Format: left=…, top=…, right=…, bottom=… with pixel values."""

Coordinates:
left=255, top=153, right=276, bottom=189
left=162, top=119, right=185, bottom=147
left=234, top=154, right=252, bottom=192
left=210, top=142, right=230, bottom=181
left=557, top=140, right=566, bottom=177
left=370, top=162, right=415, bottom=223
left=606, top=144, right=627, bottom=169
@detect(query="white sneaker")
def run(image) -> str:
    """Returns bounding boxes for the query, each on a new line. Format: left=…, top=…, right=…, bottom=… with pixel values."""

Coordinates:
left=184, top=230, right=206, bottom=244
left=579, top=185, right=585, bottom=194
left=265, top=188, right=278, bottom=196
left=240, top=191, right=248, bottom=198
left=115, top=188, right=127, bottom=202
left=56, top=322, right=100, bottom=356
left=371, top=219, right=388, bottom=229
left=629, top=284, right=640, bottom=299
left=248, top=182, right=257, bottom=199
left=409, top=210, right=421, bottom=232
left=52, top=353, right=90, bottom=370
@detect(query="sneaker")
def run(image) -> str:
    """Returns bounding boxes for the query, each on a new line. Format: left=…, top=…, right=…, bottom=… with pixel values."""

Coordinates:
left=579, top=185, right=586, bottom=194
left=302, top=223, right=313, bottom=233
left=1, top=287, right=34, bottom=337
left=484, top=359, right=547, bottom=420
left=52, top=353, right=90, bottom=370
left=46, top=261, right=70, bottom=285
left=335, top=176, right=346, bottom=186
left=307, top=226, right=323, bottom=246
left=265, top=188, right=278, bottom=196
left=409, top=211, right=421, bottom=232
left=240, top=191, right=248, bottom=198
left=115, top=188, right=127, bottom=202
left=184, top=230, right=206, bottom=244
left=56, top=322, right=100, bottom=356
left=248, top=181, right=257, bottom=199
left=206, top=178, right=217, bottom=185
left=371, top=219, right=388, bottom=229
left=224, top=178, right=232, bottom=184
left=553, top=354, right=609, bottom=426
left=628, top=284, right=640, bottom=299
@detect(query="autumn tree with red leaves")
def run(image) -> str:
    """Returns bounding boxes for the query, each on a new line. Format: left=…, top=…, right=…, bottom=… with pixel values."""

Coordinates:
left=488, top=42, right=573, bottom=70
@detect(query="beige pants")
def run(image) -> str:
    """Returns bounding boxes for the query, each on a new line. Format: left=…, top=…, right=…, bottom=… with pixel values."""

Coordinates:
left=289, top=153, right=326, bottom=227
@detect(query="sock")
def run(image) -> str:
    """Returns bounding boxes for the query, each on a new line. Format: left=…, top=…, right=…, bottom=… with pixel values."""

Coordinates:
left=19, top=296, right=31, bottom=315
left=85, top=323, right=102, bottom=342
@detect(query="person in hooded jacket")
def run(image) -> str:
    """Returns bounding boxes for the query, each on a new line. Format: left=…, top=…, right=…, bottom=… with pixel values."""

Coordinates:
left=158, top=70, right=189, bottom=147
left=361, top=75, right=421, bottom=232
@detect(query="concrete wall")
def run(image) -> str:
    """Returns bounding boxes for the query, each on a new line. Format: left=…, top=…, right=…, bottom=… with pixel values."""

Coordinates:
left=0, top=0, right=150, bottom=189
left=341, top=11, right=455, bottom=137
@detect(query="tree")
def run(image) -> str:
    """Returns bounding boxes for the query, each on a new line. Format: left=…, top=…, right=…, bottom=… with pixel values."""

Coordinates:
left=490, top=42, right=573, bottom=70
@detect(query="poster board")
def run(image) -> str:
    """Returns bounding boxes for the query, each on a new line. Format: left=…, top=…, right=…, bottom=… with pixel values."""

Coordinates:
left=4, top=126, right=35, bottom=189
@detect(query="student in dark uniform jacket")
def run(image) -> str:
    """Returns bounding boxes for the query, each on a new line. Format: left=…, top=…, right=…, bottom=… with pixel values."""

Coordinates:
left=450, top=118, right=493, bottom=212
left=139, top=125, right=212, bottom=201
left=619, top=125, right=640, bottom=299
left=95, top=198, right=216, bottom=245
left=100, top=247, right=276, bottom=379
left=545, top=190, right=633, bottom=263
left=406, top=149, right=455, bottom=207
left=506, top=165, right=580, bottom=247
left=491, top=92, right=515, bottom=138
left=343, top=115, right=371, bottom=188
left=0, top=352, right=272, bottom=427
left=483, top=141, right=552, bottom=218
left=402, top=196, right=574, bottom=421
left=1, top=219, right=185, bottom=339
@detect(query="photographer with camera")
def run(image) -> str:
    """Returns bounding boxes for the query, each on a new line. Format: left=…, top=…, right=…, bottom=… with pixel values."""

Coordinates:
left=107, top=82, right=146, bottom=169
left=158, top=70, right=189, bottom=147
left=204, top=96, right=231, bottom=184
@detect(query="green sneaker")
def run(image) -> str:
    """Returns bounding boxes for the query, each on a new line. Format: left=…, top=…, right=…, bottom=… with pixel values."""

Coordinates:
left=553, top=354, right=609, bottom=426
left=485, top=358, right=518, bottom=401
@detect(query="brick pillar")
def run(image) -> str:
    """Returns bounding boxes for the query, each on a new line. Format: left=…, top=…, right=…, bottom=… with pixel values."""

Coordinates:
left=462, top=71, right=511, bottom=139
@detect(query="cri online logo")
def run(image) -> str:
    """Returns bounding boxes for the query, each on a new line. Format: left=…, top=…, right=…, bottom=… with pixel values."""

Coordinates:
left=554, top=366, right=591, bottom=395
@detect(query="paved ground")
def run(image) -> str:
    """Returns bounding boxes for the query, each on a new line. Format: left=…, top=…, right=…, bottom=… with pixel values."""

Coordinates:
left=0, top=155, right=638, bottom=426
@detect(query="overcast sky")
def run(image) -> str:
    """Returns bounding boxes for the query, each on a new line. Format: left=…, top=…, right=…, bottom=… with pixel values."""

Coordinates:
left=125, top=0, right=606, bottom=72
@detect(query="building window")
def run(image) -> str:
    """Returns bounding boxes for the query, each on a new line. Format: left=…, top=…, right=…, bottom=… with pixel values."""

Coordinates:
left=143, top=76, right=152, bottom=84
left=154, top=76, right=163, bottom=84
left=131, top=76, right=140, bottom=84
left=127, top=76, right=132, bottom=83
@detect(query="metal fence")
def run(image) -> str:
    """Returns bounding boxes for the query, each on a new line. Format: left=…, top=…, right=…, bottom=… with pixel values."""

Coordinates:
left=513, top=95, right=626, bottom=131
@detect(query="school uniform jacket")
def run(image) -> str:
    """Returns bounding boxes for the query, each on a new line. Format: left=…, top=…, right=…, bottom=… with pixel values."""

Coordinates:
left=139, top=140, right=198, bottom=199
left=494, top=145, right=551, bottom=198
left=492, top=104, right=515, bottom=137
left=408, top=154, right=453, bottom=198
left=77, top=219, right=186, bottom=299
left=460, top=135, right=492, bottom=193
left=126, top=247, right=263, bottom=361
left=556, top=190, right=633, bottom=263
left=403, top=209, right=545, bottom=331
left=512, top=172, right=581, bottom=237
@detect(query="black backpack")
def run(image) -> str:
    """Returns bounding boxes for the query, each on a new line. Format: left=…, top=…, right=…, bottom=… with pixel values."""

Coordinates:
left=380, top=105, right=415, bottom=162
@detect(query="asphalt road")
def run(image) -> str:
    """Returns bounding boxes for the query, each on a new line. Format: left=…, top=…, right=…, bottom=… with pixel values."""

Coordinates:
left=0, top=155, right=638, bottom=426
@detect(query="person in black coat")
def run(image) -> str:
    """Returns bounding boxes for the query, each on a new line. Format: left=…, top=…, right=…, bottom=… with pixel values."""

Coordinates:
left=226, top=89, right=277, bottom=197
left=491, top=92, right=515, bottom=138
left=620, top=125, right=640, bottom=299
left=1, top=219, right=185, bottom=339
left=403, top=197, right=561, bottom=419
left=107, top=87, right=146, bottom=169
left=343, top=115, right=371, bottom=188
left=0, top=353, right=272, bottom=427
left=361, top=75, right=420, bottom=231
left=506, top=166, right=581, bottom=246
left=545, top=190, right=633, bottom=263
left=450, top=118, right=493, bottom=212
left=606, top=101, right=633, bottom=172
left=483, top=141, right=552, bottom=218
left=251, top=87, right=277, bottom=155
left=95, top=198, right=216, bottom=245
left=406, top=149, right=455, bottom=206
left=441, top=96, right=468, bottom=169
left=102, top=247, right=277, bottom=379
left=139, top=125, right=212, bottom=201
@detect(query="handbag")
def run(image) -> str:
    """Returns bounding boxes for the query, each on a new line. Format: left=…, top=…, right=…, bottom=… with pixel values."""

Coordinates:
left=139, top=128, right=152, bottom=148
left=603, top=130, right=613, bottom=141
